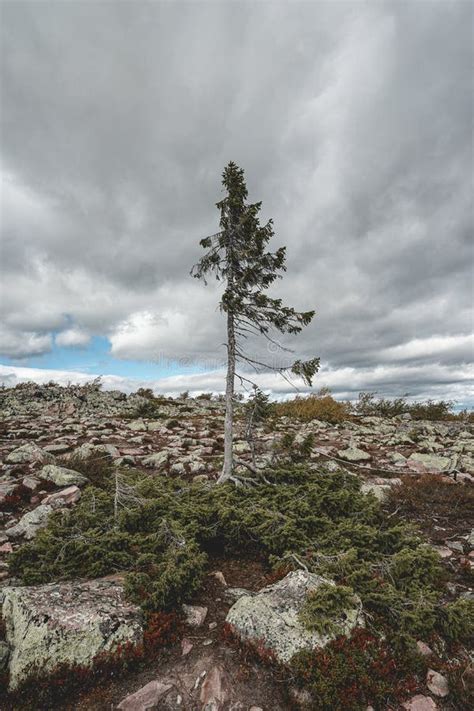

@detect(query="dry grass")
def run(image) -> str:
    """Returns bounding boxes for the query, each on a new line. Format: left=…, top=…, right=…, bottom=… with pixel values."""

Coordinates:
left=274, top=394, right=351, bottom=423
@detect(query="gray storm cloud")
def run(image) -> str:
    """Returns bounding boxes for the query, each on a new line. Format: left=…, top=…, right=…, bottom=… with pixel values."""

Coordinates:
left=0, top=0, right=472, bottom=401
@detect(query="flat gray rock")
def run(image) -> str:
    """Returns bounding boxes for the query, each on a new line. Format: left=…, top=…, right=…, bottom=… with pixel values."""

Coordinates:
left=39, top=464, right=89, bottom=487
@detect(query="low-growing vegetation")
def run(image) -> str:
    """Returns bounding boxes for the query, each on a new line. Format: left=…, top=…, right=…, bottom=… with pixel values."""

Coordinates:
left=8, top=459, right=473, bottom=709
left=274, top=391, right=350, bottom=423
left=273, top=388, right=472, bottom=423
left=291, top=628, right=423, bottom=710
left=299, top=582, right=359, bottom=636
left=354, top=391, right=473, bottom=421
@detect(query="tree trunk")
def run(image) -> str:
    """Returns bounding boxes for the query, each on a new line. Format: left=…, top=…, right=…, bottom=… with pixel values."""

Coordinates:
left=218, top=309, right=235, bottom=483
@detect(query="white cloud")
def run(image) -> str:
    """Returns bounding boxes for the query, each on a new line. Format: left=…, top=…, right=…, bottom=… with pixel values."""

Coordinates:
left=0, top=1, right=471, bottom=406
left=379, top=334, right=473, bottom=363
left=55, top=327, right=91, bottom=348
left=0, top=364, right=132, bottom=390
left=1, top=361, right=472, bottom=408
left=0, top=325, right=52, bottom=358
left=109, top=282, right=223, bottom=362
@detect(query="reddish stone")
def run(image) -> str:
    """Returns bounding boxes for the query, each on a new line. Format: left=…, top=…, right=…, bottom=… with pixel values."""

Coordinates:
left=117, top=680, right=173, bottom=710
left=426, top=669, right=449, bottom=697
left=210, top=570, right=227, bottom=586
left=181, top=637, right=193, bottom=656
left=42, top=486, right=81, bottom=506
left=416, top=641, right=433, bottom=657
left=402, top=695, right=438, bottom=710
left=199, top=665, right=229, bottom=708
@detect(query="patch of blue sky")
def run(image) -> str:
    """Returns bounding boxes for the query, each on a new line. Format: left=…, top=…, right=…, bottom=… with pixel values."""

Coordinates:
left=0, top=336, right=208, bottom=380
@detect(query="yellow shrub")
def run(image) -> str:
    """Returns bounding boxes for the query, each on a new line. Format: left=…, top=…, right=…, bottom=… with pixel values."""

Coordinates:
left=274, top=394, right=350, bottom=423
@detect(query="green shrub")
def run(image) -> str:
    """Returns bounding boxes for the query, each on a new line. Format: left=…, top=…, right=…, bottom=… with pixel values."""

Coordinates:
left=390, top=546, right=445, bottom=593
left=9, top=462, right=471, bottom=710
left=59, top=452, right=114, bottom=490
left=125, top=540, right=207, bottom=611
left=354, top=392, right=465, bottom=421
left=135, top=387, right=155, bottom=399
left=299, top=583, right=359, bottom=636
left=279, top=432, right=314, bottom=461
left=133, top=399, right=166, bottom=419
left=7, top=463, right=460, bottom=657
left=437, top=598, right=474, bottom=643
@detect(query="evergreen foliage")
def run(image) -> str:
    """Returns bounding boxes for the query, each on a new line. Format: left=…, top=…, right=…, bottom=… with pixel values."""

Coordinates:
left=8, top=460, right=473, bottom=706
left=191, top=162, right=318, bottom=480
left=299, top=583, right=359, bottom=636
left=10, top=462, right=471, bottom=647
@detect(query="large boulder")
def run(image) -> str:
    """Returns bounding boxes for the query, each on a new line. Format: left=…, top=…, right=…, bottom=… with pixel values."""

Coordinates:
left=225, top=570, right=364, bottom=664
left=39, top=464, right=89, bottom=487
left=6, top=443, right=53, bottom=465
left=2, top=577, right=143, bottom=689
left=5, top=504, right=60, bottom=540
left=409, top=453, right=451, bottom=472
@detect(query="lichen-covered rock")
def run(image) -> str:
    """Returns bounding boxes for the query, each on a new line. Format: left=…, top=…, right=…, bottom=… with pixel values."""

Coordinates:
left=2, top=578, right=143, bottom=689
left=128, top=419, right=147, bottom=432
left=467, top=528, right=474, bottom=550
left=225, top=570, right=364, bottom=664
left=39, top=464, right=89, bottom=487
left=337, top=446, right=371, bottom=462
left=0, top=640, right=10, bottom=672
left=182, top=604, right=208, bottom=627
left=426, top=669, right=449, bottom=697
left=409, top=453, right=451, bottom=471
left=6, top=443, right=53, bottom=465
left=360, top=482, right=392, bottom=501
left=5, top=504, right=60, bottom=540
left=142, top=451, right=169, bottom=468
left=402, top=695, right=438, bottom=710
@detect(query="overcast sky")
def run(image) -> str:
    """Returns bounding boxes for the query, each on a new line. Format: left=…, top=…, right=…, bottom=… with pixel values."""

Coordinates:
left=0, top=0, right=473, bottom=404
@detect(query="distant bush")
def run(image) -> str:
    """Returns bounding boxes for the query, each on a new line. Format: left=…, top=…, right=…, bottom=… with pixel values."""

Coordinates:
left=133, top=399, right=167, bottom=419
left=196, top=392, right=213, bottom=400
left=354, top=392, right=471, bottom=421
left=274, top=391, right=350, bottom=423
left=354, top=392, right=409, bottom=418
left=408, top=399, right=456, bottom=421
left=135, top=387, right=155, bottom=399
left=279, top=432, right=315, bottom=462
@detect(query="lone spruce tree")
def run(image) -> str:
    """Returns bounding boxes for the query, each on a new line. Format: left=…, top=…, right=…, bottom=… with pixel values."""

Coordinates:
left=192, top=162, right=319, bottom=483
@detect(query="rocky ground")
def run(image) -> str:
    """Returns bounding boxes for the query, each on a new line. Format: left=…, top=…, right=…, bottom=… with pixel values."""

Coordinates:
left=0, top=383, right=473, bottom=710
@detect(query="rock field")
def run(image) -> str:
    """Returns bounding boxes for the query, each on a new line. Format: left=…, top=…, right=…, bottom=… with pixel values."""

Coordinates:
left=0, top=382, right=473, bottom=709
